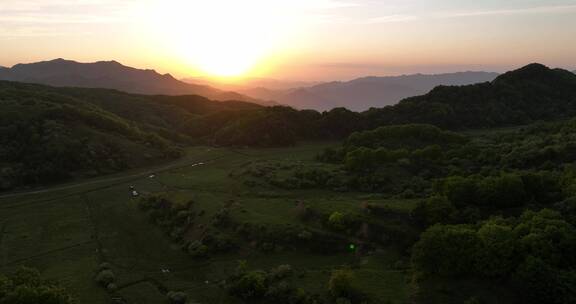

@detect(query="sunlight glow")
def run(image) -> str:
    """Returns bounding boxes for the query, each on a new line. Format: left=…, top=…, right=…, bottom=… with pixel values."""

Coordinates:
left=142, top=0, right=345, bottom=78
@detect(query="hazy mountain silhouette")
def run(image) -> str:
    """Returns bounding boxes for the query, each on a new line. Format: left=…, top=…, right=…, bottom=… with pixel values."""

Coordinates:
left=241, top=72, right=499, bottom=111
left=0, top=59, right=266, bottom=104
left=183, top=77, right=320, bottom=91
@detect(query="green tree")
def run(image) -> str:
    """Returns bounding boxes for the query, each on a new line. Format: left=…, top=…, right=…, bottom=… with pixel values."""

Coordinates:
left=475, top=220, right=516, bottom=277
left=328, top=268, right=357, bottom=299
left=328, top=211, right=347, bottom=231
left=412, top=224, right=480, bottom=276
left=478, top=174, right=527, bottom=208
left=423, top=195, right=456, bottom=225
left=0, top=268, right=74, bottom=304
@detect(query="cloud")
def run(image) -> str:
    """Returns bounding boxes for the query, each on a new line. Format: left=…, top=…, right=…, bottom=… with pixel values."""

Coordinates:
left=437, top=4, right=576, bottom=19
left=0, top=0, right=139, bottom=38
left=292, top=0, right=361, bottom=9
left=351, top=3, right=576, bottom=26
left=363, top=14, right=419, bottom=24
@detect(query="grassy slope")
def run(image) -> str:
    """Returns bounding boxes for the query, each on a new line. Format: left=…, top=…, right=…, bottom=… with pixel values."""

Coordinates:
left=0, top=143, right=414, bottom=304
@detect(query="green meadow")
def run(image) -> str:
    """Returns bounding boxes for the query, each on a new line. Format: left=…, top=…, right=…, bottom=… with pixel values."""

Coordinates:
left=0, top=143, right=413, bottom=304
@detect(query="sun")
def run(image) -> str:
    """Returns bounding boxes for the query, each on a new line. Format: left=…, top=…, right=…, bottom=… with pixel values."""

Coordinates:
left=143, top=0, right=298, bottom=78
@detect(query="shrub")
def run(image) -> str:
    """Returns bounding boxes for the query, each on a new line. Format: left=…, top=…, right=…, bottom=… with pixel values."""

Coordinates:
left=98, top=262, right=112, bottom=272
left=167, top=291, right=188, bottom=304
left=328, top=268, right=358, bottom=299
left=328, top=212, right=347, bottom=231
left=269, top=265, right=293, bottom=280
left=228, top=271, right=268, bottom=300
left=106, top=283, right=117, bottom=291
left=212, top=208, right=231, bottom=227
left=187, top=241, right=209, bottom=258
left=95, top=270, right=115, bottom=286
left=411, top=224, right=480, bottom=277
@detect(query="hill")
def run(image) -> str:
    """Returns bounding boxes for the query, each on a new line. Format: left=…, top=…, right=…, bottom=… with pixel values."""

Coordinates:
left=1, top=63, right=575, bottom=189
left=191, top=64, right=576, bottom=145
left=364, top=64, right=576, bottom=129
left=238, top=72, right=499, bottom=111
left=0, top=81, right=262, bottom=190
left=0, top=59, right=266, bottom=104
left=141, top=64, right=576, bottom=147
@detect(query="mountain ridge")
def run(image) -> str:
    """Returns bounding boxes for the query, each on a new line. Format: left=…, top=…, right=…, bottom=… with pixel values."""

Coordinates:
left=365, top=63, right=576, bottom=129
left=0, top=58, right=267, bottom=104
left=0, top=79, right=267, bottom=190
left=234, top=71, right=500, bottom=111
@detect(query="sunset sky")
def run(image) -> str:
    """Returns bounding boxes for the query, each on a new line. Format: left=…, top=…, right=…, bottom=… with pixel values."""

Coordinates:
left=1, top=0, right=575, bottom=81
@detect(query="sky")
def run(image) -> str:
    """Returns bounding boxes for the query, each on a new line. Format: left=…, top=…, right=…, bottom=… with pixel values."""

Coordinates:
left=0, top=0, right=575, bottom=81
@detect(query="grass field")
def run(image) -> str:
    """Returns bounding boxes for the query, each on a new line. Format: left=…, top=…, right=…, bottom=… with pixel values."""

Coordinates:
left=0, top=143, right=415, bottom=304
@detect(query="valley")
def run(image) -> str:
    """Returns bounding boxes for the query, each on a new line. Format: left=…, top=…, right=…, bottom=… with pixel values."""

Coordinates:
left=2, top=1, right=575, bottom=303
left=0, top=144, right=412, bottom=304
left=2, top=63, right=576, bottom=304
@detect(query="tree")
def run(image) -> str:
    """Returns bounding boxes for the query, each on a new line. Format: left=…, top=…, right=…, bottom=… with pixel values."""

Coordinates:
left=439, top=176, right=479, bottom=208
left=478, top=174, right=527, bottom=208
left=328, top=268, right=356, bottom=299
left=412, top=224, right=480, bottom=276
left=0, top=268, right=74, bottom=304
left=515, top=256, right=576, bottom=304
left=475, top=220, right=516, bottom=277
left=422, top=195, right=456, bottom=225
left=514, top=209, right=576, bottom=267
left=328, top=212, right=347, bottom=231
left=227, top=271, right=268, bottom=300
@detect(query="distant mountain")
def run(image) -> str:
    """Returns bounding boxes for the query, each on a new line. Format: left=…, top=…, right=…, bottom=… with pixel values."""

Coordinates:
left=0, top=59, right=266, bottom=104
left=241, top=72, right=499, bottom=111
left=183, top=64, right=576, bottom=148
left=183, top=77, right=320, bottom=91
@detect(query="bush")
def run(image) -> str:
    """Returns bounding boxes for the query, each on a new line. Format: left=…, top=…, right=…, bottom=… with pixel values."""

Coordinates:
left=328, top=212, right=347, bottom=231
left=187, top=241, right=209, bottom=258
left=328, top=268, right=358, bottom=299
left=269, top=265, right=293, bottom=280
left=98, top=262, right=112, bottom=271
left=167, top=291, right=188, bottom=304
left=106, top=283, right=118, bottom=291
left=411, top=224, right=480, bottom=277
left=0, top=267, right=75, bottom=304
left=95, top=270, right=115, bottom=286
left=228, top=271, right=268, bottom=300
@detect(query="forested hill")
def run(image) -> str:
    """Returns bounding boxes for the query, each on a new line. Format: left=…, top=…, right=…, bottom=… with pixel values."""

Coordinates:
left=185, top=63, right=576, bottom=146
left=0, top=81, right=261, bottom=190
left=363, top=64, right=576, bottom=129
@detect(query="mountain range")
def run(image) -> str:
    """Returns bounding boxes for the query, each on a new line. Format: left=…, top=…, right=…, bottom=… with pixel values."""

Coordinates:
left=182, top=77, right=320, bottom=91
left=1, top=59, right=572, bottom=113
left=1, top=63, right=575, bottom=190
left=0, top=59, right=263, bottom=104
left=215, top=72, right=500, bottom=111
